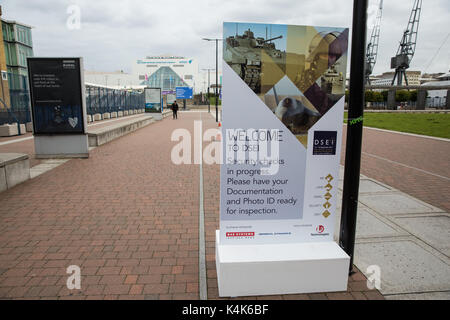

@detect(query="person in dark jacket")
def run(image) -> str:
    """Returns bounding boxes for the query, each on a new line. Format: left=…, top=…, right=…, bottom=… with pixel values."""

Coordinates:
left=172, top=100, right=179, bottom=119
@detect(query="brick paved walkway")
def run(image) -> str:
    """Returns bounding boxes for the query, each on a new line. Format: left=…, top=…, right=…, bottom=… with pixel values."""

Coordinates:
left=0, top=114, right=147, bottom=167
left=342, top=126, right=450, bottom=212
left=0, top=112, right=383, bottom=300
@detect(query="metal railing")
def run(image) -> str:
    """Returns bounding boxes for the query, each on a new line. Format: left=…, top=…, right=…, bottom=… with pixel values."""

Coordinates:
left=1, top=73, right=145, bottom=126
left=0, top=72, right=31, bottom=125
left=85, top=85, right=144, bottom=115
left=362, top=85, right=450, bottom=110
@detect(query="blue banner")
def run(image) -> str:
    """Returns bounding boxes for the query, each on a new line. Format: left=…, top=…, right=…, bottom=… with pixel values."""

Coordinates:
left=175, top=87, right=193, bottom=99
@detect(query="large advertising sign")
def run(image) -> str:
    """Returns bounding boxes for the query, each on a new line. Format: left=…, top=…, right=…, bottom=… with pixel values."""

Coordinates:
left=28, top=58, right=85, bottom=135
left=144, top=87, right=162, bottom=113
left=176, top=87, right=193, bottom=99
left=220, top=22, right=348, bottom=245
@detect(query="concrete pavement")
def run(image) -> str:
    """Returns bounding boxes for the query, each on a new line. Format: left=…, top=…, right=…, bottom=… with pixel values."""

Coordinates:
left=335, top=167, right=450, bottom=300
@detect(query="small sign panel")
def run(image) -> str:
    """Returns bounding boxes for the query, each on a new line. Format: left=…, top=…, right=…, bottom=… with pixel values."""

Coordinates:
left=28, top=58, right=85, bottom=135
left=144, top=87, right=162, bottom=113
left=313, top=131, right=337, bottom=155
left=175, top=87, right=193, bottom=99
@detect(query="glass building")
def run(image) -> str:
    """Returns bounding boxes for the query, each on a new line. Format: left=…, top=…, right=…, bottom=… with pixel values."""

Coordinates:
left=140, top=66, right=188, bottom=91
left=1, top=18, right=34, bottom=77
left=133, top=56, right=199, bottom=92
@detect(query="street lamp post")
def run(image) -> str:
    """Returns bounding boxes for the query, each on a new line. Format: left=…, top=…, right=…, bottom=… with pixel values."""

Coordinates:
left=202, top=38, right=222, bottom=122
left=202, top=68, right=215, bottom=113
left=340, top=0, right=368, bottom=274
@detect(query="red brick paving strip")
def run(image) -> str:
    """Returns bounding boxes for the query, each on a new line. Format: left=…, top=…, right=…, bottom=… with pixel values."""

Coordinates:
left=0, top=115, right=148, bottom=167
left=0, top=113, right=201, bottom=299
left=342, top=126, right=450, bottom=212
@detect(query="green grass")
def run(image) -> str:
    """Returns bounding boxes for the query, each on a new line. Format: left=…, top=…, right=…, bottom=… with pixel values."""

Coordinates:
left=344, top=112, right=450, bottom=139
left=208, top=96, right=222, bottom=106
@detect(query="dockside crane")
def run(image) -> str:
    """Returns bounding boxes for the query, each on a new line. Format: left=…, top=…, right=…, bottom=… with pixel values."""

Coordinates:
left=365, top=0, right=383, bottom=84
left=391, top=0, right=422, bottom=85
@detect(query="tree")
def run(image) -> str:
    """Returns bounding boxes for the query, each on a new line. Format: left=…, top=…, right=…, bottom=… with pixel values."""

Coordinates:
left=395, top=90, right=410, bottom=102
left=409, top=90, right=417, bottom=102
left=372, top=91, right=384, bottom=102
left=365, top=90, right=374, bottom=102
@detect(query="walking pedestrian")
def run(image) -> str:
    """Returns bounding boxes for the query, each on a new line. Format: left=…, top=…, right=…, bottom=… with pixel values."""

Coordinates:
left=172, top=100, right=179, bottom=119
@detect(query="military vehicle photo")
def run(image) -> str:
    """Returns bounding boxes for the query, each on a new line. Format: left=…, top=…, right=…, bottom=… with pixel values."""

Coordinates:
left=223, top=22, right=348, bottom=147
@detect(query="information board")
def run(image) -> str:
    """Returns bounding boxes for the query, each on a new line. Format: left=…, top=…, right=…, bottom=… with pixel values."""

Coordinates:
left=175, top=87, right=193, bottom=99
left=144, top=87, right=162, bottom=113
left=220, top=22, right=349, bottom=245
left=28, top=58, right=85, bottom=135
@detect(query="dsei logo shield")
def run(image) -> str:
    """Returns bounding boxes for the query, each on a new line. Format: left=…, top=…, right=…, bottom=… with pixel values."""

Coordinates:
left=313, top=131, right=337, bottom=155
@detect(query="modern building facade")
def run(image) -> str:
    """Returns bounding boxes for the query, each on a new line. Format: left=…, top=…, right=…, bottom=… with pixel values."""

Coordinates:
left=85, top=55, right=224, bottom=95
left=0, top=6, right=10, bottom=109
left=371, top=71, right=421, bottom=86
left=132, top=55, right=199, bottom=93
left=1, top=17, right=33, bottom=77
left=0, top=6, right=33, bottom=112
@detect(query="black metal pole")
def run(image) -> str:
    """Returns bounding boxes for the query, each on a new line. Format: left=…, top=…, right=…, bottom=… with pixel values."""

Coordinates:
left=208, top=69, right=210, bottom=113
left=339, top=0, right=368, bottom=274
left=215, top=39, right=218, bottom=122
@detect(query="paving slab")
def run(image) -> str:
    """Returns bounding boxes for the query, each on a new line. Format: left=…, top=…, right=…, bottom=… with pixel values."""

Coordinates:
left=358, top=193, right=442, bottom=215
left=354, top=240, right=450, bottom=295
left=393, top=215, right=450, bottom=257
left=385, top=291, right=450, bottom=300
left=339, top=179, right=392, bottom=193
left=334, top=207, right=406, bottom=242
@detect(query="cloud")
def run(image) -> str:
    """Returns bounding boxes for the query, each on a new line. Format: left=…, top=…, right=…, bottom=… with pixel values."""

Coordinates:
left=1, top=0, right=449, bottom=74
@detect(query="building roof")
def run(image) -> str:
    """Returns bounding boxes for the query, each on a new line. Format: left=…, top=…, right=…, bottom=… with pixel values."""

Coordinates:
left=0, top=18, right=33, bottom=29
left=437, top=73, right=450, bottom=79
left=85, top=70, right=129, bottom=75
left=422, top=80, right=450, bottom=87
left=145, top=54, right=185, bottom=59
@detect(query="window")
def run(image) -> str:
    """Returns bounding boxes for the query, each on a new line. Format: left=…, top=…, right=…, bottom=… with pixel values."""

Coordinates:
left=141, top=66, right=188, bottom=90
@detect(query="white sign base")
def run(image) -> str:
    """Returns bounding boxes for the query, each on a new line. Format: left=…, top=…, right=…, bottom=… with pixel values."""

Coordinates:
left=35, top=134, right=89, bottom=158
left=215, top=230, right=350, bottom=297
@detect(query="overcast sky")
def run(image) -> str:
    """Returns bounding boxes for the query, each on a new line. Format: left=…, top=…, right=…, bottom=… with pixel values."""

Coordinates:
left=2, top=0, right=449, bottom=75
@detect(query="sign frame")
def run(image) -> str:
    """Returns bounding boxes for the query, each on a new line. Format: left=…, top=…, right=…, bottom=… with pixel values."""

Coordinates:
left=220, top=22, right=349, bottom=246
left=27, top=57, right=87, bottom=136
left=175, top=86, right=193, bottom=99
left=144, top=87, right=162, bottom=113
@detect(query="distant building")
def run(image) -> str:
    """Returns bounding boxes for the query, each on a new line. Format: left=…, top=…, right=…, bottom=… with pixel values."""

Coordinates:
left=132, top=55, right=200, bottom=93
left=85, top=55, right=224, bottom=95
left=1, top=16, right=33, bottom=77
left=420, top=72, right=445, bottom=84
left=372, top=71, right=421, bottom=86
left=0, top=6, right=34, bottom=109
left=436, top=72, right=450, bottom=81
left=0, top=6, right=10, bottom=108
left=421, top=71, right=450, bottom=100
left=84, top=70, right=137, bottom=89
